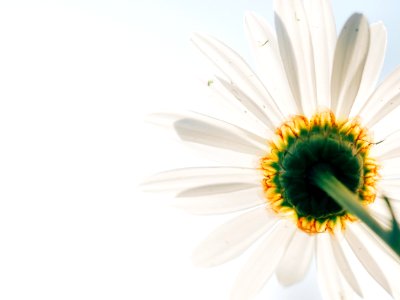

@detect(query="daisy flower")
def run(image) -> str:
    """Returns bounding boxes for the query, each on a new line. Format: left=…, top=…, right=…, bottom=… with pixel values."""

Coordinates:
left=143, top=0, right=400, bottom=299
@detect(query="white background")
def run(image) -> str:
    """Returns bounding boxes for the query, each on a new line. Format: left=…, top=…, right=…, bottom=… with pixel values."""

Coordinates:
left=0, top=0, right=400, bottom=299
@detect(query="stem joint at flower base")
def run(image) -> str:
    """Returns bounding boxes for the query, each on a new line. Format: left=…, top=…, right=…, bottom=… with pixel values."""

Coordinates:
left=312, top=165, right=400, bottom=258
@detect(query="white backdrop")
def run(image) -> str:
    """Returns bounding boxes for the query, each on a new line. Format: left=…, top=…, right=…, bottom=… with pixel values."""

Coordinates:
left=0, top=0, right=399, bottom=299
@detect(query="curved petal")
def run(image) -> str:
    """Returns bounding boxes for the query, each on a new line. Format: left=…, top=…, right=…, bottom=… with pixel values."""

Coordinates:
left=330, top=235, right=363, bottom=297
left=214, top=76, right=276, bottom=136
left=331, top=13, right=370, bottom=119
left=357, top=222, right=400, bottom=265
left=230, top=221, right=295, bottom=300
left=192, top=206, right=278, bottom=267
left=148, top=112, right=267, bottom=156
left=344, top=224, right=393, bottom=296
left=244, top=11, right=300, bottom=115
left=176, top=182, right=258, bottom=197
left=303, top=0, right=336, bottom=109
left=274, top=0, right=317, bottom=116
left=141, top=166, right=260, bottom=192
left=173, top=187, right=265, bottom=215
left=379, top=157, right=400, bottom=180
left=200, top=76, right=270, bottom=137
left=316, top=234, right=353, bottom=300
left=191, top=33, right=284, bottom=130
left=366, top=93, right=400, bottom=128
left=352, top=22, right=387, bottom=116
left=276, top=230, right=314, bottom=286
left=373, top=129, right=400, bottom=161
left=349, top=223, right=400, bottom=298
left=358, top=66, right=400, bottom=122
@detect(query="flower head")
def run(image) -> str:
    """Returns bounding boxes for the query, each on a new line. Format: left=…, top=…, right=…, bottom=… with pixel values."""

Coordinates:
left=261, top=111, right=379, bottom=234
left=144, top=0, right=400, bottom=299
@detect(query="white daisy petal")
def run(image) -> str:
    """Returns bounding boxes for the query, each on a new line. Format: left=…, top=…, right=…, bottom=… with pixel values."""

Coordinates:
left=350, top=223, right=400, bottom=298
left=331, top=13, right=370, bottom=119
left=379, top=158, right=400, bottom=178
left=193, top=206, right=278, bottom=267
left=173, top=117, right=264, bottom=155
left=372, top=130, right=400, bottom=160
left=148, top=112, right=267, bottom=144
left=202, top=76, right=269, bottom=137
left=317, top=234, right=353, bottom=300
left=358, top=222, right=400, bottom=265
left=141, top=167, right=260, bottom=192
left=243, top=11, right=300, bottom=115
left=375, top=191, right=400, bottom=221
left=148, top=112, right=267, bottom=156
left=145, top=2, right=400, bottom=299
left=358, top=66, right=400, bottom=121
left=345, top=224, right=393, bottom=296
left=191, top=33, right=284, bottom=129
left=366, top=93, right=400, bottom=128
left=176, top=183, right=258, bottom=197
left=173, top=187, right=265, bottom=215
left=274, top=0, right=317, bottom=116
left=303, top=0, right=336, bottom=109
left=351, top=22, right=387, bottom=116
left=378, top=185, right=400, bottom=201
left=230, top=221, right=295, bottom=300
left=276, top=230, right=314, bottom=286
left=215, top=76, right=275, bottom=136
left=330, top=235, right=363, bottom=297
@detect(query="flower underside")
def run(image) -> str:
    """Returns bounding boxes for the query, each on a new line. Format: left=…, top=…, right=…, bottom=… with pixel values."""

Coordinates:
left=261, top=111, right=379, bottom=234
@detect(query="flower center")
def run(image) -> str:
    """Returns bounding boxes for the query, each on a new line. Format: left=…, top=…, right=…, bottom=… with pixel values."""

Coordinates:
left=261, top=112, right=379, bottom=233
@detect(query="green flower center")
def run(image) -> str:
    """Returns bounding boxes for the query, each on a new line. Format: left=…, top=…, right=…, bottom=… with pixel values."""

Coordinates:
left=261, top=112, right=378, bottom=233
left=278, top=134, right=363, bottom=219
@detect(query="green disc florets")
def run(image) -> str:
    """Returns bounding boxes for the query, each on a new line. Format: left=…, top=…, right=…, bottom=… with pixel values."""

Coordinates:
left=261, top=112, right=378, bottom=233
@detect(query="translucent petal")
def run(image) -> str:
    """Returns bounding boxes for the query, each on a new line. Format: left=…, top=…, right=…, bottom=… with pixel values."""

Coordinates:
left=330, top=235, right=363, bottom=297
left=358, top=66, right=400, bottom=123
left=344, top=225, right=393, bottom=296
left=357, top=222, right=400, bottom=265
left=372, top=129, right=400, bottom=161
left=303, top=0, right=336, bottom=109
left=379, top=158, right=400, bottom=179
left=376, top=183, right=400, bottom=207
left=176, top=182, right=258, bottom=197
left=276, top=230, right=313, bottom=286
left=274, top=0, right=317, bottom=116
left=316, top=234, right=354, bottom=300
left=349, top=223, right=400, bottom=298
left=230, top=221, right=295, bottom=300
left=351, top=22, right=387, bottom=116
left=192, top=206, right=278, bottom=267
left=200, top=76, right=270, bottom=137
left=141, top=167, right=260, bottom=192
left=331, top=14, right=370, bottom=119
left=214, top=77, right=275, bottom=136
left=191, top=33, right=284, bottom=130
left=366, top=93, right=400, bottom=128
left=244, top=11, right=300, bottom=115
left=148, top=112, right=267, bottom=156
left=173, top=187, right=265, bottom=215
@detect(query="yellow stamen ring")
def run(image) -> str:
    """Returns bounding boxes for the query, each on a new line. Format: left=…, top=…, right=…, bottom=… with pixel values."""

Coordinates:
left=260, top=112, right=379, bottom=234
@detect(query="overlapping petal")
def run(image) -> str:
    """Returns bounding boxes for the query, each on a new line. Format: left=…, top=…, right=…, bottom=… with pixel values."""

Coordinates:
left=244, top=11, right=300, bottom=115
left=191, top=33, right=284, bottom=130
left=276, top=230, right=314, bottom=286
left=274, top=0, right=317, bottom=116
left=192, top=207, right=278, bottom=267
left=231, top=221, right=295, bottom=300
left=330, top=14, right=370, bottom=119
left=145, top=1, right=400, bottom=299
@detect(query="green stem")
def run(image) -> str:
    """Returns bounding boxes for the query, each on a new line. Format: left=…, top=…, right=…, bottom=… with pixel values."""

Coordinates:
left=312, top=166, right=400, bottom=258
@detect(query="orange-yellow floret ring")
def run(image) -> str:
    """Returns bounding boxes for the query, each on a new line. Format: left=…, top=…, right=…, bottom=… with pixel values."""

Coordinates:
left=260, top=112, right=379, bottom=234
